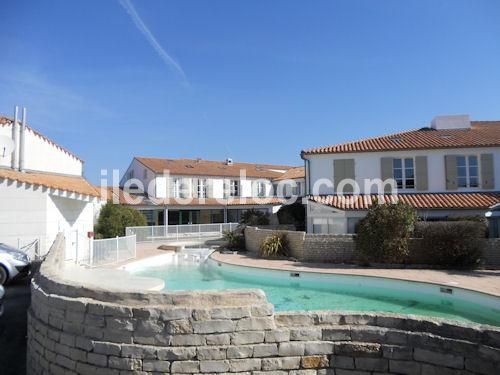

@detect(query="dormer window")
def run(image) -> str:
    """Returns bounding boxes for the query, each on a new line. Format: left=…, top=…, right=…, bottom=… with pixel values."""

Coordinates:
left=198, top=179, right=207, bottom=198
left=457, top=155, right=479, bottom=188
left=229, top=180, right=239, bottom=197
left=393, top=158, right=415, bottom=189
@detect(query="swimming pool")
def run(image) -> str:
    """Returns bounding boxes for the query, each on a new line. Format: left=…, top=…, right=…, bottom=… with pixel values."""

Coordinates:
left=127, top=250, right=500, bottom=326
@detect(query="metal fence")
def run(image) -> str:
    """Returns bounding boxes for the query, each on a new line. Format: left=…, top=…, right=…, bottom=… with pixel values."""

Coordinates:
left=90, top=234, right=137, bottom=267
left=126, top=223, right=239, bottom=243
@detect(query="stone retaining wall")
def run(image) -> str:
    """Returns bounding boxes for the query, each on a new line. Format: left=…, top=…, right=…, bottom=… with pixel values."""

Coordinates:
left=27, top=234, right=500, bottom=375
left=245, top=227, right=500, bottom=267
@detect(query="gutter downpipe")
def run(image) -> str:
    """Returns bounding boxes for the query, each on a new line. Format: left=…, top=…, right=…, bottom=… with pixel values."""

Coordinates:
left=19, top=107, right=27, bottom=172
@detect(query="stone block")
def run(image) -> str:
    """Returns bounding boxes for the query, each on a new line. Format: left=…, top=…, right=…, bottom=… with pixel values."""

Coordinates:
left=108, top=356, right=142, bottom=370
left=211, top=306, right=251, bottom=319
left=103, top=305, right=133, bottom=318
left=334, top=342, right=381, bottom=357
left=229, top=358, right=262, bottom=372
left=157, top=346, right=197, bottom=360
left=262, top=356, right=301, bottom=370
left=236, top=317, right=276, bottom=331
left=192, top=309, right=211, bottom=321
left=93, top=341, right=121, bottom=356
left=199, top=359, right=230, bottom=373
left=251, top=303, right=274, bottom=317
left=290, top=328, right=322, bottom=341
left=330, top=355, right=355, bottom=369
left=322, top=327, right=351, bottom=341
left=275, top=312, right=315, bottom=327
left=389, top=360, right=421, bottom=375
left=197, top=346, right=227, bottom=360
left=121, top=344, right=157, bottom=359
left=265, top=329, right=290, bottom=343
left=206, top=333, right=231, bottom=346
left=304, top=341, right=334, bottom=355
left=85, top=314, right=105, bottom=327
left=87, top=352, right=108, bottom=367
left=278, top=342, right=305, bottom=356
left=55, top=354, right=76, bottom=370
left=301, top=355, right=329, bottom=369
left=171, top=334, right=206, bottom=346
left=171, top=360, right=200, bottom=373
left=143, top=360, right=170, bottom=372
left=231, top=331, right=265, bottom=345
left=192, top=319, right=235, bottom=334
left=227, top=345, right=254, bottom=359
left=382, top=345, right=413, bottom=360
left=350, top=326, right=387, bottom=342
left=106, top=317, right=135, bottom=331
left=414, top=348, right=464, bottom=369
left=253, top=343, right=279, bottom=357
left=160, top=307, right=193, bottom=321
left=355, top=357, right=388, bottom=372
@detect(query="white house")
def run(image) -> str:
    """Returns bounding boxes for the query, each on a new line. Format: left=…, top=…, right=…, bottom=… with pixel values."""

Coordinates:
left=301, top=115, right=500, bottom=234
left=0, top=110, right=100, bottom=259
left=111, top=156, right=301, bottom=225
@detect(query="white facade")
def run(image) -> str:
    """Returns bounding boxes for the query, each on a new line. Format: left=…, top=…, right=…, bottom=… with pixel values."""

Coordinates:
left=304, top=147, right=500, bottom=195
left=0, top=122, right=82, bottom=176
left=0, top=116, right=97, bottom=258
left=120, top=159, right=277, bottom=199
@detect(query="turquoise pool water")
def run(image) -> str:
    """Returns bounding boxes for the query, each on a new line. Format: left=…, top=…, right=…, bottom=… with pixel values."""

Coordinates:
left=131, top=257, right=500, bottom=326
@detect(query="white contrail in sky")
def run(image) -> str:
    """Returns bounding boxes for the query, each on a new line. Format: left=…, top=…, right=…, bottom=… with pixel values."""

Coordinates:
left=118, top=0, right=187, bottom=81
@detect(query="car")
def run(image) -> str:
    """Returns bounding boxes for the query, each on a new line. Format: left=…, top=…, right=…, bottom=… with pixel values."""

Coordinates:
left=0, top=285, right=4, bottom=316
left=0, top=243, right=31, bottom=285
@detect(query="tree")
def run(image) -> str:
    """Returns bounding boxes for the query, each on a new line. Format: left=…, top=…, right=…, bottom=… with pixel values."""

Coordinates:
left=357, top=201, right=416, bottom=264
left=240, top=209, right=270, bottom=226
left=277, top=202, right=306, bottom=230
left=95, top=202, right=147, bottom=238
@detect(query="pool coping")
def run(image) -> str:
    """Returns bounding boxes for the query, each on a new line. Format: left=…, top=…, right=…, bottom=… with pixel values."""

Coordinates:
left=211, top=251, right=500, bottom=299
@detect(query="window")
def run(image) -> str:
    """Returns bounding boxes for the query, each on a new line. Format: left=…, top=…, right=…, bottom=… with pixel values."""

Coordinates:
left=257, top=182, right=266, bottom=197
left=197, top=179, right=207, bottom=198
left=173, top=178, right=181, bottom=198
left=457, top=155, right=479, bottom=188
left=393, top=158, right=415, bottom=189
left=230, top=180, right=239, bottom=197
left=128, top=170, right=134, bottom=179
left=292, top=182, right=301, bottom=196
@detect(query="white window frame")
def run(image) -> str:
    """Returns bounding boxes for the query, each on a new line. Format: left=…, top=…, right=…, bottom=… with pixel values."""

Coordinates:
left=257, top=182, right=266, bottom=197
left=230, top=180, right=239, bottom=197
left=392, top=157, right=415, bottom=189
left=456, top=155, right=480, bottom=188
left=173, top=178, right=181, bottom=198
left=198, top=179, right=207, bottom=198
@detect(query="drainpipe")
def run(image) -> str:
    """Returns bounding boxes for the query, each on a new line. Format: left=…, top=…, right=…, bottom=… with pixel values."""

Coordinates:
left=19, top=107, right=27, bottom=172
left=11, top=106, right=19, bottom=169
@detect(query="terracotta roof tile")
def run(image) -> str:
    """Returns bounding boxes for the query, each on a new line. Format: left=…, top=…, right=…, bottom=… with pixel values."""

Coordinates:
left=273, top=166, right=305, bottom=180
left=302, top=121, right=500, bottom=155
left=136, top=157, right=293, bottom=179
left=0, top=116, right=83, bottom=162
left=0, top=168, right=99, bottom=197
left=308, top=192, right=500, bottom=210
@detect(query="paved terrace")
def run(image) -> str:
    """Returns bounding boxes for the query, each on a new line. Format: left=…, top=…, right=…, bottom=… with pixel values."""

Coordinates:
left=211, top=251, right=500, bottom=297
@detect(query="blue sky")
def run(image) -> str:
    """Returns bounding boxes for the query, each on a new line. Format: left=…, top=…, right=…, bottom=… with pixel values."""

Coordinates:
left=1, top=0, right=500, bottom=183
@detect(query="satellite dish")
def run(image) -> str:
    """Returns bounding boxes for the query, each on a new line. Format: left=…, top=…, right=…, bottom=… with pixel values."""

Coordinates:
left=0, top=136, right=15, bottom=158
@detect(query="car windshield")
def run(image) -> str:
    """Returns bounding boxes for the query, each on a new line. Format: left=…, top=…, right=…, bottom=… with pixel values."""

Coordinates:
left=0, top=243, right=21, bottom=253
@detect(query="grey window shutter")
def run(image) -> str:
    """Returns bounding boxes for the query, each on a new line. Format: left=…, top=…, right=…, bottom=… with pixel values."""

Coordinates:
left=168, top=177, right=175, bottom=198
left=333, top=159, right=345, bottom=193
left=445, top=155, right=457, bottom=190
left=415, top=156, right=428, bottom=191
left=481, top=154, right=495, bottom=189
left=334, top=159, right=355, bottom=194
left=380, top=157, right=394, bottom=193
left=206, top=179, right=213, bottom=198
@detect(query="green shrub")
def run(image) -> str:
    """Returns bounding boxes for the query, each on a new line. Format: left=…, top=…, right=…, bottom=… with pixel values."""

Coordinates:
left=223, top=230, right=245, bottom=250
left=241, top=209, right=270, bottom=226
left=259, top=232, right=289, bottom=257
left=356, top=202, right=416, bottom=264
left=414, top=221, right=486, bottom=268
left=277, top=202, right=305, bottom=231
left=95, top=202, right=147, bottom=238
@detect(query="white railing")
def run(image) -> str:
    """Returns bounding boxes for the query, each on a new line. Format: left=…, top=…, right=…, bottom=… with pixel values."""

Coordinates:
left=126, top=223, right=239, bottom=243
left=89, top=234, right=136, bottom=267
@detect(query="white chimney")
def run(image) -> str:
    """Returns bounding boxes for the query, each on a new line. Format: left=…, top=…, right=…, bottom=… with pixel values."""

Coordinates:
left=226, top=158, right=233, bottom=166
left=431, top=114, right=471, bottom=130
left=19, top=107, right=27, bottom=172
left=11, top=106, right=19, bottom=169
